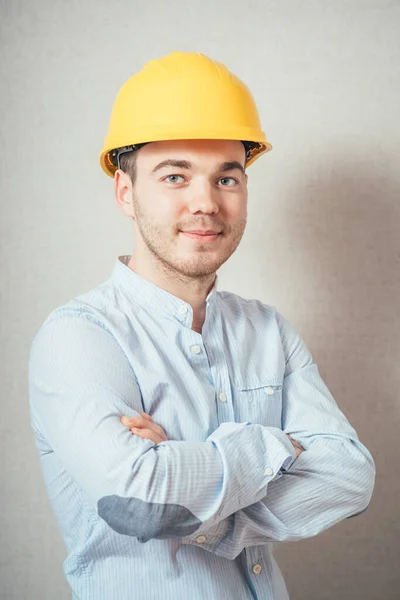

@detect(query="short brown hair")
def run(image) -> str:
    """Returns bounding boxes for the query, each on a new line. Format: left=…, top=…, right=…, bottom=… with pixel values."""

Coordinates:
left=119, top=151, right=138, bottom=186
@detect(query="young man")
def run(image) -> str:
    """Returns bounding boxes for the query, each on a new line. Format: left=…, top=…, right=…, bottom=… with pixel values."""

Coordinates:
left=29, top=52, right=375, bottom=600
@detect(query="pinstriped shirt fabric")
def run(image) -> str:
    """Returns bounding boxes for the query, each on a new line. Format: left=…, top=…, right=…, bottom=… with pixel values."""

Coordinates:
left=28, top=254, right=375, bottom=600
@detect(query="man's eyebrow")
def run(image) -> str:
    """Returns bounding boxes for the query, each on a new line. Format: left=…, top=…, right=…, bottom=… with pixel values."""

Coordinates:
left=151, top=159, right=192, bottom=173
left=151, top=159, right=246, bottom=175
left=219, top=161, right=246, bottom=176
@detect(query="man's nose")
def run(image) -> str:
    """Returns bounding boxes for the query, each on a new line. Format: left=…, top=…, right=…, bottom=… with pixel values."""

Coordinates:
left=186, top=180, right=219, bottom=214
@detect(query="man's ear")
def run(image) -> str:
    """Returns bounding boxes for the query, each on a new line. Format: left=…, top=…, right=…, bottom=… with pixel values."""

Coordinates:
left=115, top=169, right=136, bottom=218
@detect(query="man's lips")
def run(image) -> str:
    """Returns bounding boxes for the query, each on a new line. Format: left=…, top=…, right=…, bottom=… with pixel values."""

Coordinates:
left=180, top=230, right=222, bottom=242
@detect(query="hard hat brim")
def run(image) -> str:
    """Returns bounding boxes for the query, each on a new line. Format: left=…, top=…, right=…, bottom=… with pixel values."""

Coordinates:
left=100, top=134, right=272, bottom=178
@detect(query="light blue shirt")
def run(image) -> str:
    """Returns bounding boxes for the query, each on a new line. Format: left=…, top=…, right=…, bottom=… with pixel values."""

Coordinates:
left=29, top=254, right=375, bottom=600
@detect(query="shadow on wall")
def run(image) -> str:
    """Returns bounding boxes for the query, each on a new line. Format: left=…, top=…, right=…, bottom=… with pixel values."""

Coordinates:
left=270, top=157, right=400, bottom=600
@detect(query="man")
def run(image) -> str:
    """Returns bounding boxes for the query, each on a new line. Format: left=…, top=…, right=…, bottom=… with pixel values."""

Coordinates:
left=29, top=51, right=375, bottom=600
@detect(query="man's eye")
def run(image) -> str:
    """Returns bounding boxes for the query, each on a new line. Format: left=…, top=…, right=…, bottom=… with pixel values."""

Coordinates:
left=164, top=175, right=185, bottom=183
left=219, top=177, right=238, bottom=186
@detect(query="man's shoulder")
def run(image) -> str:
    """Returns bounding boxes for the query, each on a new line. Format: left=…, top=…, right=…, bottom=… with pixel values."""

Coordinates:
left=33, top=276, right=118, bottom=342
left=217, top=289, right=278, bottom=321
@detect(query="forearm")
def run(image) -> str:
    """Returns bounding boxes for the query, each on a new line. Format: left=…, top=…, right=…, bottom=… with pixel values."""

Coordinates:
left=186, top=435, right=375, bottom=560
left=98, top=422, right=295, bottom=542
left=32, top=377, right=294, bottom=544
left=30, top=316, right=298, bottom=544
left=186, top=312, right=377, bottom=558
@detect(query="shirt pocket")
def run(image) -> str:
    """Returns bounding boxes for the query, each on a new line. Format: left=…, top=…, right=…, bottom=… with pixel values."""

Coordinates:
left=236, top=382, right=283, bottom=427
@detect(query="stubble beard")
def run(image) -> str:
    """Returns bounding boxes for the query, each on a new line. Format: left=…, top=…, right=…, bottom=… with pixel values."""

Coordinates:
left=132, top=197, right=247, bottom=281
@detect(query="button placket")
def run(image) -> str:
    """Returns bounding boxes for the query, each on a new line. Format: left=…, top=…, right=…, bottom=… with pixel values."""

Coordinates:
left=202, top=298, right=234, bottom=423
left=191, top=345, right=202, bottom=355
left=216, top=383, right=233, bottom=422
left=244, top=545, right=264, bottom=578
left=218, top=392, right=227, bottom=403
left=176, top=303, right=192, bottom=327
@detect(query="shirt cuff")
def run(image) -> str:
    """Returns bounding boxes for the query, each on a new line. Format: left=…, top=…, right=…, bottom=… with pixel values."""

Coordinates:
left=180, top=515, right=233, bottom=553
left=268, top=427, right=298, bottom=473
left=207, top=421, right=295, bottom=494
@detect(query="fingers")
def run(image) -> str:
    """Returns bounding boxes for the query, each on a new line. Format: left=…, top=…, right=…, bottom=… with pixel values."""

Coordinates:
left=130, top=427, right=163, bottom=445
left=135, top=417, right=167, bottom=440
left=150, top=421, right=168, bottom=441
left=286, top=434, right=301, bottom=447
left=121, top=415, right=148, bottom=428
left=139, top=411, right=153, bottom=422
left=121, top=413, right=153, bottom=427
left=120, top=415, right=168, bottom=442
left=285, top=434, right=305, bottom=458
left=121, top=411, right=154, bottom=427
left=139, top=413, right=167, bottom=440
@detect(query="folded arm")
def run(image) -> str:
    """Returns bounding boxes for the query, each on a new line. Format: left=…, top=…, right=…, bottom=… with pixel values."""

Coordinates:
left=181, top=311, right=376, bottom=558
left=29, top=312, right=296, bottom=543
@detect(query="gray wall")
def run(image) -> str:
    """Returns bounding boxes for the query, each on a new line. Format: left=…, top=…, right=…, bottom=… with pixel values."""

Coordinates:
left=1, top=1, right=399, bottom=598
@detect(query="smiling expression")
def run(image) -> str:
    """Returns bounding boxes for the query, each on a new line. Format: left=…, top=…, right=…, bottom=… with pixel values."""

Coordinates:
left=116, top=139, right=249, bottom=279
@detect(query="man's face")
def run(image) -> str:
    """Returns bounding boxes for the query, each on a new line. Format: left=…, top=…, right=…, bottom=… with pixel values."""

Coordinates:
left=120, top=139, right=248, bottom=278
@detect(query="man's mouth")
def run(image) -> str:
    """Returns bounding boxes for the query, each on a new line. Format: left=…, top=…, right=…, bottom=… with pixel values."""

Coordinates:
left=180, top=230, right=222, bottom=242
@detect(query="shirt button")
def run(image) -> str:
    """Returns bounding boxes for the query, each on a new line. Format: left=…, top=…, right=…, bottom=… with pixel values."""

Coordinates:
left=191, top=345, right=202, bottom=354
left=264, top=467, right=273, bottom=476
left=178, top=305, right=188, bottom=315
left=219, top=392, right=227, bottom=402
left=253, top=564, right=262, bottom=575
left=196, top=535, right=207, bottom=544
left=265, top=387, right=275, bottom=395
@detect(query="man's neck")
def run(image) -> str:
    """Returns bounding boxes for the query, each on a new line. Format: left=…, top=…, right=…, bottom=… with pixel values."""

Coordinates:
left=127, top=254, right=216, bottom=333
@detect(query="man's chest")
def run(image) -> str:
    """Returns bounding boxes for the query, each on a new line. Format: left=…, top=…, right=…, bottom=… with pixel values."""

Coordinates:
left=112, top=304, right=286, bottom=441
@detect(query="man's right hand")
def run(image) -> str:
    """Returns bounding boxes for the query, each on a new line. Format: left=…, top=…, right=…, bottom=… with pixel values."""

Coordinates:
left=121, top=412, right=168, bottom=444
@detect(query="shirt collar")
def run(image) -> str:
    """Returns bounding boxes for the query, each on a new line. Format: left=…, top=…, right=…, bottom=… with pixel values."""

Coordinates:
left=111, top=255, right=219, bottom=325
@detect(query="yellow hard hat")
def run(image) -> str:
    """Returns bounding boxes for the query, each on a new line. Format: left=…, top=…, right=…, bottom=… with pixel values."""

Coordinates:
left=100, top=51, right=272, bottom=177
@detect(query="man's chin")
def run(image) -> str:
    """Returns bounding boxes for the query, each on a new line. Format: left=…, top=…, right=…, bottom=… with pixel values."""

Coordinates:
left=176, top=256, right=230, bottom=278
left=159, top=255, right=216, bottom=278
